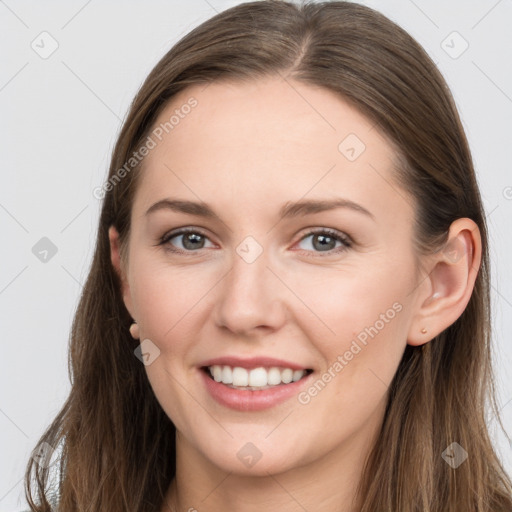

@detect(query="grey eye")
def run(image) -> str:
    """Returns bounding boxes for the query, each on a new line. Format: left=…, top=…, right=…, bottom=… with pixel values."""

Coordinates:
left=166, top=231, right=214, bottom=251
left=298, top=232, right=343, bottom=252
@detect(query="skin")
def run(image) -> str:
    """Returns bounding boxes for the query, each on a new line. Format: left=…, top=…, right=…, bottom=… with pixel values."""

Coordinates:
left=109, top=76, right=481, bottom=512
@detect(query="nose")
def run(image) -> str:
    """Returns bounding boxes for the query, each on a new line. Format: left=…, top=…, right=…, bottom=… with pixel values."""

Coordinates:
left=214, top=244, right=288, bottom=337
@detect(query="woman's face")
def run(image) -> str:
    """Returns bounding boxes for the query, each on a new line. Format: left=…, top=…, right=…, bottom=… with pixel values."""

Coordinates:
left=114, top=77, right=426, bottom=476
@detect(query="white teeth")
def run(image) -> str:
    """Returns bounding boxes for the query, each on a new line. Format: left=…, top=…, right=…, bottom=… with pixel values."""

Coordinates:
left=292, top=370, right=303, bottom=382
left=267, top=367, right=281, bottom=385
left=232, top=367, right=249, bottom=386
left=207, top=365, right=308, bottom=389
left=281, top=368, right=293, bottom=384
left=221, top=365, right=233, bottom=384
left=249, top=367, right=267, bottom=387
left=212, top=365, right=222, bottom=382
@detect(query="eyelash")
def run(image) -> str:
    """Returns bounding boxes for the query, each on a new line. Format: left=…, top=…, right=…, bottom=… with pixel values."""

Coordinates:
left=158, top=227, right=352, bottom=257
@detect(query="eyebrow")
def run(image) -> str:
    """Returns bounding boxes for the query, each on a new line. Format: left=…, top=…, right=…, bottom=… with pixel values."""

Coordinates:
left=145, top=197, right=375, bottom=221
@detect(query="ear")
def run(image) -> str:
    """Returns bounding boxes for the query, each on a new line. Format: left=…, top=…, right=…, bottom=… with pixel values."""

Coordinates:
left=407, top=218, right=482, bottom=346
left=108, top=226, right=135, bottom=318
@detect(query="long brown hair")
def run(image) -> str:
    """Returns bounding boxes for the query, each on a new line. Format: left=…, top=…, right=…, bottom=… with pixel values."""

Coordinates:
left=25, top=1, right=512, bottom=510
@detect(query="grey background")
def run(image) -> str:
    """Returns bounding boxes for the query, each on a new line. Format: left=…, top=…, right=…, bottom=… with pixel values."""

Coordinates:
left=1, top=1, right=511, bottom=510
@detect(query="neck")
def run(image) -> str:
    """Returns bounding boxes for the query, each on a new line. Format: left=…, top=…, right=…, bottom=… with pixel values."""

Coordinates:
left=162, top=421, right=381, bottom=512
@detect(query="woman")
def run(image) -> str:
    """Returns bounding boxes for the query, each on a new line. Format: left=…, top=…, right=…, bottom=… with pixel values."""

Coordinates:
left=24, top=1, right=512, bottom=511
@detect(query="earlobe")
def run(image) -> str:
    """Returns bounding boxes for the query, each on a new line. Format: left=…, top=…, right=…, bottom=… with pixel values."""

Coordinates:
left=108, top=226, right=135, bottom=318
left=407, top=218, right=482, bottom=346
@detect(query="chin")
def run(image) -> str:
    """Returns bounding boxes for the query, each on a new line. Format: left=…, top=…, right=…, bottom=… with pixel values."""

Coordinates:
left=194, top=435, right=312, bottom=477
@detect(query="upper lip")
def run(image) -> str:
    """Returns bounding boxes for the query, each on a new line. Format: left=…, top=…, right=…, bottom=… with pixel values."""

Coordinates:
left=199, top=356, right=311, bottom=371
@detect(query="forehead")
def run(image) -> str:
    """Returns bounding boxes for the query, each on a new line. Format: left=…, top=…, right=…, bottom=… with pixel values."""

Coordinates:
left=135, top=77, right=411, bottom=222
left=150, top=77, right=390, bottom=161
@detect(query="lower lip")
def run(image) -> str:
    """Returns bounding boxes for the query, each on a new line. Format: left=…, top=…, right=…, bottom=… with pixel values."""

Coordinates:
left=200, top=369, right=313, bottom=411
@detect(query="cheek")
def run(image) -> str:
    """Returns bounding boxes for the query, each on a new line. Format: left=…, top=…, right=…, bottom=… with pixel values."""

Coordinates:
left=294, top=308, right=408, bottom=451
left=291, top=266, right=412, bottom=415
left=128, top=260, right=213, bottom=428
left=290, top=261, right=410, bottom=349
left=128, top=257, right=216, bottom=344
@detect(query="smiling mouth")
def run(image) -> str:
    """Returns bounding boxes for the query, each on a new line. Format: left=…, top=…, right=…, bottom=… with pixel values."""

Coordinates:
left=202, top=365, right=314, bottom=391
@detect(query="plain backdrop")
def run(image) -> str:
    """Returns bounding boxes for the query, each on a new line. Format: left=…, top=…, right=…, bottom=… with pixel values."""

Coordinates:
left=1, top=1, right=511, bottom=510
